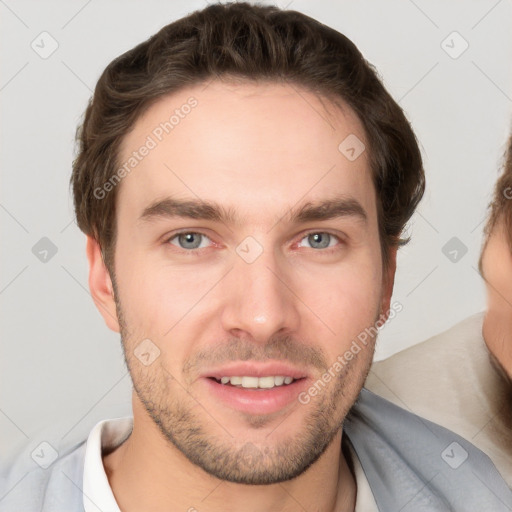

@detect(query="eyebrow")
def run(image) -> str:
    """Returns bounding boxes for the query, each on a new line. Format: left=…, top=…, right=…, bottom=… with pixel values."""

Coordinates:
left=138, top=196, right=368, bottom=227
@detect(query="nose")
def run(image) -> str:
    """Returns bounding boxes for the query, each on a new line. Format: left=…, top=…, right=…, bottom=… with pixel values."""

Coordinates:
left=220, top=242, right=301, bottom=344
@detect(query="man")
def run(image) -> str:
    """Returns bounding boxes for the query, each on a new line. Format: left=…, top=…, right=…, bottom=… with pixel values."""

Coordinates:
left=366, top=133, right=512, bottom=486
left=1, top=2, right=511, bottom=511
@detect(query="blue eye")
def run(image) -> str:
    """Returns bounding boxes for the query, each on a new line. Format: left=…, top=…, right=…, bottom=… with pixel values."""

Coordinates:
left=164, top=230, right=343, bottom=254
left=167, top=232, right=212, bottom=250
left=298, top=232, right=342, bottom=250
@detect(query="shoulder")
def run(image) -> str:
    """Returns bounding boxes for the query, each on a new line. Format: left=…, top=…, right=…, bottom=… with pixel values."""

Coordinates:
left=372, top=312, right=486, bottom=379
left=345, top=388, right=512, bottom=511
left=366, top=312, right=512, bottom=488
left=0, top=439, right=87, bottom=512
left=366, top=313, right=488, bottom=422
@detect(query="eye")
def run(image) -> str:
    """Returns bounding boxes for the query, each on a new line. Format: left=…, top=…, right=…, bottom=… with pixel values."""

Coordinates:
left=297, top=232, right=343, bottom=251
left=164, top=230, right=344, bottom=254
left=166, top=231, right=213, bottom=251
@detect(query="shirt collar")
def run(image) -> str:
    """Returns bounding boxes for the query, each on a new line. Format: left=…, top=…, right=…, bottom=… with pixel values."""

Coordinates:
left=83, top=416, right=133, bottom=512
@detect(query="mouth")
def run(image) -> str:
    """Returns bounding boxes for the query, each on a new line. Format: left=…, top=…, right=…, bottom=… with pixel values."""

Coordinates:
left=199, top=362, right=311, bottom=415
left=209, top=375, right=303, bottom=389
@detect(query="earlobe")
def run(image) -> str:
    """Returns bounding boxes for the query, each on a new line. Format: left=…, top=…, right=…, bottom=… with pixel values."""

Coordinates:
left=86, top=236, right=120, bottom=333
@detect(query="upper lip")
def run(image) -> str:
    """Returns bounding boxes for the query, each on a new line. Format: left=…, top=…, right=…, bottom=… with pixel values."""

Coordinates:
left=200, top=361, right=310, bottom=380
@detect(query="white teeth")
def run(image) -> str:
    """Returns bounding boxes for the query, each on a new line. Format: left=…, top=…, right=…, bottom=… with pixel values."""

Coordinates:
left=217, top=375, right=296, bottom=388
left=257, top=376, right=276, bottom=388
left=241, top=376, right=259, bottom=388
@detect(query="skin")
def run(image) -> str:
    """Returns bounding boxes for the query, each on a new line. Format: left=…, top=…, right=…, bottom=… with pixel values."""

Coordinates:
left=87, top=79, right=396, bottom=512
left=481, top=219, right=512, bottom=381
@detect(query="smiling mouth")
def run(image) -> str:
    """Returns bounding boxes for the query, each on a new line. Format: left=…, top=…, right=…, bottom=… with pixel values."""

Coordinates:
left=203, top=373, right=310, bottom=415
left=209, top=375, right=305, bottom=389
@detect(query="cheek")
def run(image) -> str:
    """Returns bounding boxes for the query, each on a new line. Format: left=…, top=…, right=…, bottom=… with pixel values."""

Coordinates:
left=297, top=258, right=383, bottom=350
left=116, top=254, right=226, bottom=340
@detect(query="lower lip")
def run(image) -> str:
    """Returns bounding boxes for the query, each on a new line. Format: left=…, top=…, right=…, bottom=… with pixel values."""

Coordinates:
left=202, top=377, right=310, bottom=415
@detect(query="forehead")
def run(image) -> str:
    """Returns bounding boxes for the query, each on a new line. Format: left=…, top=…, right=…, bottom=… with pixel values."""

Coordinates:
left=116, top=80, right=376, bottom=224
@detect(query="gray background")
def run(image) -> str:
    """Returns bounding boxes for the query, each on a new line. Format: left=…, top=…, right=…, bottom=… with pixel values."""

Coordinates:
left=1, top=0, right=512, bottom=468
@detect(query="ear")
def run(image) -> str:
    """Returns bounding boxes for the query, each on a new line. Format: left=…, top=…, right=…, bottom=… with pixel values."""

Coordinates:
left=380, top=245, right=398, bottom=322
left=86, top=235, right=120, bottom=333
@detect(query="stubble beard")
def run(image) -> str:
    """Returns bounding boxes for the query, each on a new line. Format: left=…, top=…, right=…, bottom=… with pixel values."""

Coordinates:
left=112, top=280, right=377, bottom=485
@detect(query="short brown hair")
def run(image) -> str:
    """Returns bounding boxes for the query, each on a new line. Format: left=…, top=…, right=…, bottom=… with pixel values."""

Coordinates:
left=71, top=1, right=425, bottom=274
left=482, top=132, right=512, bottom=254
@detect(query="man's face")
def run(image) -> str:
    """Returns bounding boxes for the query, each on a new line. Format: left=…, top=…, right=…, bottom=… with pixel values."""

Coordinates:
left=481, top=219, right=512, bottom=379
left=97, top=80, right=394, bottom=484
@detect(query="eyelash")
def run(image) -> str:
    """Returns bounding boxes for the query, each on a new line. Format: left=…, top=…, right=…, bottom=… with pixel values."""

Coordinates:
left=164, top=230, right=345, bottom=255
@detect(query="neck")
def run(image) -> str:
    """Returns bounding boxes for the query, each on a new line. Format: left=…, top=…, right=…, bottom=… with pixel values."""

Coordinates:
left=103, top=396, right=356, bottom=512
